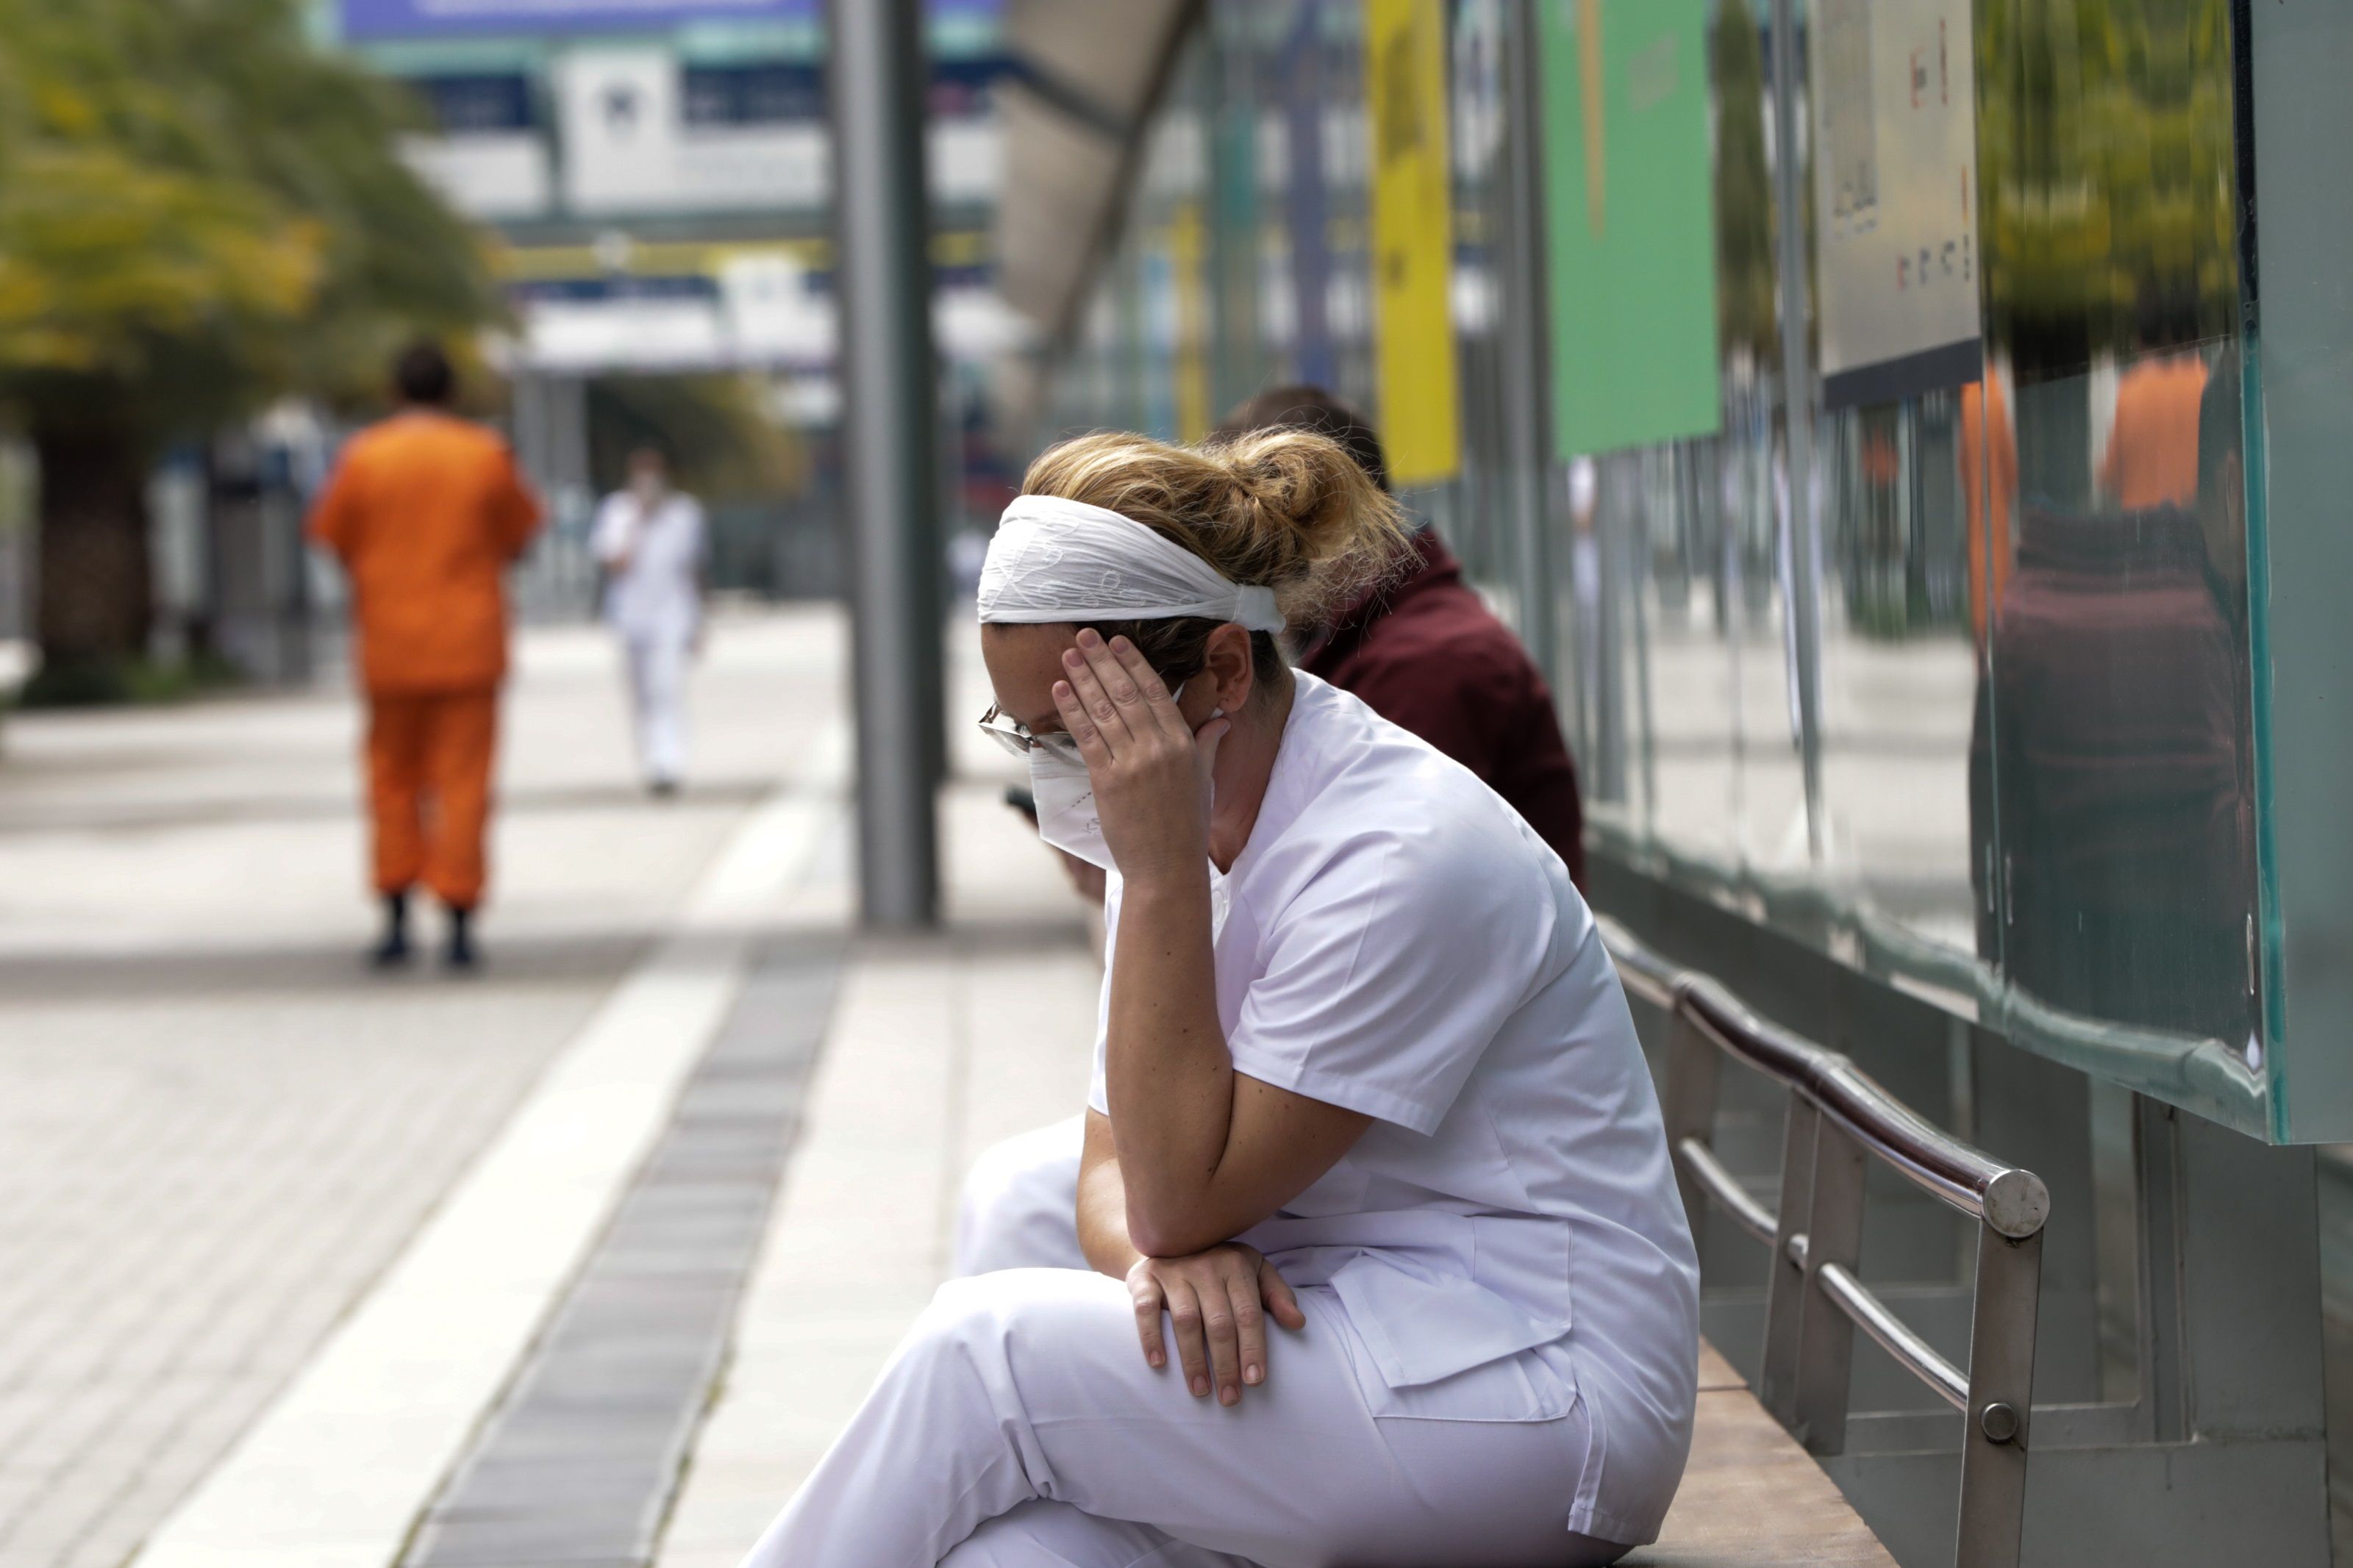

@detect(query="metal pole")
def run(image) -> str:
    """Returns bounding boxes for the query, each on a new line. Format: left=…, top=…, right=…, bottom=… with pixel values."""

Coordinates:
left=1501, top=0, right=1559, bottom=688
left=1955, top=1222, right=2040, bottom=1568
left=1768, top=0, right=1826, bottom=862
left=1760, top=1095, right=1820, bottom=1427
left=829, top=0, right=941, bottom=928
left=1791, top=1119, right=1866, bottom=1456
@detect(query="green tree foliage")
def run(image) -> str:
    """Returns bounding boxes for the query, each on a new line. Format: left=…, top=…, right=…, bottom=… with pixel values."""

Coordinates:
left=1974, top=0, right=2239, bottom=374
left=0, top=0, right=502, bottom=697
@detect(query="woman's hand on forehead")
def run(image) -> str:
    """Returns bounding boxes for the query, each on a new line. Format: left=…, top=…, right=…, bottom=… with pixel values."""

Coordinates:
left=1052, top=631, right=1229, bottom=887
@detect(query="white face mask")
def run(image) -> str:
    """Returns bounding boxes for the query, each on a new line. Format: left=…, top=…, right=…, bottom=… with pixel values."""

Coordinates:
left=1030, top=748, right=1112, bottom=870
left=1032, top=680, right=1218, bottom=873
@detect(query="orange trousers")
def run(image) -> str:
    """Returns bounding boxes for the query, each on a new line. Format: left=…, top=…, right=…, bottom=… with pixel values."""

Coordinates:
left=365, top=687, right=499, bottom=910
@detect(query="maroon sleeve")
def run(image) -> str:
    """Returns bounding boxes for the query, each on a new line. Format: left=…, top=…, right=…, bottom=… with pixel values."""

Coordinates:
left=1334, top=645, right=1507, bottom=781
left=1488, top=674, right=1587, bottom=889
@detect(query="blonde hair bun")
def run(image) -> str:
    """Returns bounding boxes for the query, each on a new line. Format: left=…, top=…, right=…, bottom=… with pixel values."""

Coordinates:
left=1018, top=426, right=1410, bottom=628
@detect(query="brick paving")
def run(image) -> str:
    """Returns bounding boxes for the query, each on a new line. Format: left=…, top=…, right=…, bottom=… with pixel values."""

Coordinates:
left=0, top=610, right=842, bottom=1568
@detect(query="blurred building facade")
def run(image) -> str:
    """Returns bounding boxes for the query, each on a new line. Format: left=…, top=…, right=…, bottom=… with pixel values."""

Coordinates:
left=0, top=0, right=1035, bottom=689
left=327, top=0, right=1029, bottom=613
left=1000, top=3, right=2353, bottom=1563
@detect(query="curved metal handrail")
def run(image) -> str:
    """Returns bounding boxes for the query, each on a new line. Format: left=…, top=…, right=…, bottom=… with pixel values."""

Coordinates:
left=1817, top=1261, right=1971, bottom=1411
left=1602, top=912, right=2045, bottom=1568
left=1602, top=916, right=2049, bottom=1239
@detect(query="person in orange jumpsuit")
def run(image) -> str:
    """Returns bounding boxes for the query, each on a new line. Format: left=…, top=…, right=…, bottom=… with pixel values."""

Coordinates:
left=307, top=341, right=543, bottom=969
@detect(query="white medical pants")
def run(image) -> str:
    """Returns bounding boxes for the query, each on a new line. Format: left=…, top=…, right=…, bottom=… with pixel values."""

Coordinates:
left=952, top=1114, right=1089, bottom=1275
left=738, top=1268, right=1619, bottom=1568
left=622, top=633, right=690, bottom=785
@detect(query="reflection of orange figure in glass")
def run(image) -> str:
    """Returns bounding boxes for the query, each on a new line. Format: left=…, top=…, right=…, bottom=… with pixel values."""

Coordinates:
left=1957, top=373, right=2015, bottom=643
left=2098, top=352, right=2209, bottom=510
left=1861, top=425, right=1900, bottom=487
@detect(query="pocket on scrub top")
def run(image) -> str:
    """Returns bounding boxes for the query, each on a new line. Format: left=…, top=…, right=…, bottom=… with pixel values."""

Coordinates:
left=1329, top=1256, right=1577, bottom=1423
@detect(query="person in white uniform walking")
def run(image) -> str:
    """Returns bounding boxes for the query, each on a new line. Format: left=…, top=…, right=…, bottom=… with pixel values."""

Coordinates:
left=593, top=445, right=706, bottom=795
left=740, top=428, right=1699, bottom=1568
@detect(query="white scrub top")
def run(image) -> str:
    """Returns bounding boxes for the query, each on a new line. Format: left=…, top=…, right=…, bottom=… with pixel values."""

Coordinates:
left=593, top=490, right=705, bottom=642
left=1090, top=672, right=1699, bottom=1544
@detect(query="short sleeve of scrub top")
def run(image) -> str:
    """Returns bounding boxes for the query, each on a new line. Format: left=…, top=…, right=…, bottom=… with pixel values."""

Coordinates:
left=1083, top=683, right=1556, bottom=1138
left=1217, top=835, right=1535, bottom=1134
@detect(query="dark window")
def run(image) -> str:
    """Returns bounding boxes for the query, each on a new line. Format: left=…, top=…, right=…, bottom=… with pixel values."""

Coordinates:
left=680, top=64, right=825, bottom=126
left=410, top=74, right=534, bottom=136
left=929, top=55, right=1013, bottom=118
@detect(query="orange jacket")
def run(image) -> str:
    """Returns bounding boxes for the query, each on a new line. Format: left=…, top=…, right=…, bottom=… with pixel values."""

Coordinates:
left=2099, top=354, right=2210, bottom=511
left=309, top=410, right=543, bottom=694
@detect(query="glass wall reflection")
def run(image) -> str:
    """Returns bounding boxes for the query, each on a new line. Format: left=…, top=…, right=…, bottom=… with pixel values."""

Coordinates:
left=1040, top=0, right=2266, bottom=1125
left=1574, top=0, right=2259, bottom=1092
left=1972, top=0, right=2257, bottom=1054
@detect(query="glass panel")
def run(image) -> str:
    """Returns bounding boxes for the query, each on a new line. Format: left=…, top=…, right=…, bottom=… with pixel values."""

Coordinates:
left=1032, top=0, right=2270, bottom=1135
left=1557, top=0, right=2267, bottom=1134
left=1975, top=0, right=2262, bottom=1115
left=1813, top=387, right=1982, bottom=959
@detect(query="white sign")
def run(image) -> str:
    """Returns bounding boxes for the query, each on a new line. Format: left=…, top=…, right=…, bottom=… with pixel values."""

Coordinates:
left=400, top=133, right=552, bottom=220
left=1807, top=0, right=1984, bottom=408
left=554, top=48, right=826, bottom=215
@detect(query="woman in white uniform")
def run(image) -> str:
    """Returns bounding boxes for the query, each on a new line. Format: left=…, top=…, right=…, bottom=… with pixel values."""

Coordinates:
left=742, top=429, right=1698, bottom=1568
left=593, top=445, right=706, bottom=795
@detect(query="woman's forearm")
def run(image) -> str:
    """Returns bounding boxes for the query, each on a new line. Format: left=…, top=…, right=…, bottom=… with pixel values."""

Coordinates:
left=1104, top=873, right=1237, bottom=1256
left=1076, top=1137, right=1145, bottom=1278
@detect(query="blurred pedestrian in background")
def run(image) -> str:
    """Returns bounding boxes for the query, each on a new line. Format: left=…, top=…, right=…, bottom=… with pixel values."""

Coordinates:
left=1215, top=385, right=1587, bottom=887
left=593, top=445, right=707, bottom=796
left=307, top=340, right=543, bottom=970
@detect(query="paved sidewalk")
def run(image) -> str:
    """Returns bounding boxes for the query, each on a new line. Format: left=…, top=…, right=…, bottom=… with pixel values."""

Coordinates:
left=0, top=609, right=841, bottom=1568
left=648, top=640, right=1104, bottom=1568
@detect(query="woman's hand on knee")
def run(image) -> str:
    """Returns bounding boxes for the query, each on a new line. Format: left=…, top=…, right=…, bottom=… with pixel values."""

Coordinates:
left=1126, top=1244, right=1305, bottom=1407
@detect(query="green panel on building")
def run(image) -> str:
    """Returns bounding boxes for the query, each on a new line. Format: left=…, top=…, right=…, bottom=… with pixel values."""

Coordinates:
left=1540, top=0, right=1721, bottom=459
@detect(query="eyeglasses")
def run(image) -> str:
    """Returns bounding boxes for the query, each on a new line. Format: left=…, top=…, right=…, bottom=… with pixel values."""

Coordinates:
left=978, top=676, right=1197, bottom=768
left=977, top=704, right=1085, bottom=767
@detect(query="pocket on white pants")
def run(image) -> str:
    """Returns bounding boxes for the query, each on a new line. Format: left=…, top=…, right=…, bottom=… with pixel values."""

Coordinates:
left=1354, top=1342, right=1577, bottom=1423
left=1327, top=1261, right=1577, bottom=1423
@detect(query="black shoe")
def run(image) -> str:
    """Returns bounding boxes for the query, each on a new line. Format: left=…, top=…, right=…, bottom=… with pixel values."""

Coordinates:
left=444, top=905, right=479, bottom=972
left=370, top=890, right=413, bottom=969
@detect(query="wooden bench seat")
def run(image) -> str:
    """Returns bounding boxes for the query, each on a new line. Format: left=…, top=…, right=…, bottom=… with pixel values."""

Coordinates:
left=1622, top=1340, right=1896, bottom=1567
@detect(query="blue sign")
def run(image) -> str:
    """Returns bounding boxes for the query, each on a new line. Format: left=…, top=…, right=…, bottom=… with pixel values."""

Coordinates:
left=342, top=0, right=995, bottom=39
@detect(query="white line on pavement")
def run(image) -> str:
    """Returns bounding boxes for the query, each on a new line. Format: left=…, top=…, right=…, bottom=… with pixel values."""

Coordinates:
left=129, top=727, right=850, bottom=1568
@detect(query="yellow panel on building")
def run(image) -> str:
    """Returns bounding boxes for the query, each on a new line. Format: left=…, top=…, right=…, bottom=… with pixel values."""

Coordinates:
left=1364, top=0, right=1462, bottom=484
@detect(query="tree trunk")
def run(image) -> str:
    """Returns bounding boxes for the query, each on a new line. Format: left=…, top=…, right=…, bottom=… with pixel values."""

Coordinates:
left=33, top=421, right=151, bottom=696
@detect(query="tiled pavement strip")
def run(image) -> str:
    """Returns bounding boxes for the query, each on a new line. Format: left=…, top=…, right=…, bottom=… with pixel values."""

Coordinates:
left=648, top=726, right=1104, bottom=1567
left=399, top=938, right=842, bottom=1568
left=0, top=609, right=844, bottom=1568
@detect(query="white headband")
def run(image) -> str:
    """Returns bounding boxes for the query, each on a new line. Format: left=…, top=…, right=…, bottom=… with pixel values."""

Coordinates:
left=976, top=494, right=1287, bottom=634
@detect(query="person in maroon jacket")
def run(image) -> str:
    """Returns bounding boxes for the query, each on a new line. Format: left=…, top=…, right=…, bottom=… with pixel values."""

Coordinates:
left=1216, top=385, right=1587, bottom=887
